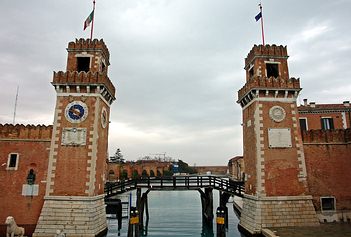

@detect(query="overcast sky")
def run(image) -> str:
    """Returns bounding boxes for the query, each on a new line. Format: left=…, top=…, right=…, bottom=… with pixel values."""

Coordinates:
left=0, top=1, right=350, bottom=165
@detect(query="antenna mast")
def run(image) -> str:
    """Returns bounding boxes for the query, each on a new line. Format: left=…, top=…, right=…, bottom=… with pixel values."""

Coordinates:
left=13, top=86, right=19, bottom=124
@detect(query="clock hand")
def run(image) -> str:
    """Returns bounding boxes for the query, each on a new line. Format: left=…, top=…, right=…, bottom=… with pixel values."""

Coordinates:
left=69, top=108, right=81, bottom=116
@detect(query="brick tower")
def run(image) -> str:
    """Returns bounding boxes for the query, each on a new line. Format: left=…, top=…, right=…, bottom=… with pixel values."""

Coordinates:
left=33, top=39, right=115, bottom=237
left=237, top=45, right=319, bottom=234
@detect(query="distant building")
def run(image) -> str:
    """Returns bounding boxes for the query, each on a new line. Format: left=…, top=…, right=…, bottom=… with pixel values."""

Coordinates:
left=228, top=156, right=244, bottom=181
left=298, top=99, right=351, bottom=131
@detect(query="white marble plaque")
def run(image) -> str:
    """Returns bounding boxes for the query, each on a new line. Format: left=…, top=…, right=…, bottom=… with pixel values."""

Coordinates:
left=61, top=128, right=87, bottom=146
left=22, top=184, right=39, bottom=196
left=268, top=128, right=292, bottom=148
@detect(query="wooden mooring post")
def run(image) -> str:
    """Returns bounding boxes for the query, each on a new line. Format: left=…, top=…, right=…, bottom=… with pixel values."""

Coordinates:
left=138, top=188, right=150, bottom=236
left=199, top=187, right=214, bottom=232
left=219, top=191, right=231, bottom=229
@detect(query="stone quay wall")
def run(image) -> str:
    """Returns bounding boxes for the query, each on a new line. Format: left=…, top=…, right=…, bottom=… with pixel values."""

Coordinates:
left=239, top=194, right=319, bottom=235
left=33, top=195, right=107, bottom=237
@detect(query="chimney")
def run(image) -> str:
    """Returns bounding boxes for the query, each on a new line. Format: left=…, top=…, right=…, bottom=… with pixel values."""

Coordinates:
left=310, top=102, right=316, bottom=108
left=303, top=99, right=308, bottom=106
left=343, top=101, right=350, bottom=107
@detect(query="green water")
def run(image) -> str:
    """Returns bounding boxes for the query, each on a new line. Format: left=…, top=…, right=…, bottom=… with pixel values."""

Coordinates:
left=107, top=190, right=245, bottom=236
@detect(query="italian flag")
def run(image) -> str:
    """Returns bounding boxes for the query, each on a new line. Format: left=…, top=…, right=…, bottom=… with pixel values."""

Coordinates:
left=83, top=10, right=94, bottom=30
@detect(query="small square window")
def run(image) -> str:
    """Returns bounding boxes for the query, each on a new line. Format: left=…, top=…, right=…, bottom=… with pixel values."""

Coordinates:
left=7, top=153, right=19, bottom=170
left=266, top=63, right=279, bottom=78
left=321, top=197, right=336, bottom=212
left=77, top=57, right=90, bottom=72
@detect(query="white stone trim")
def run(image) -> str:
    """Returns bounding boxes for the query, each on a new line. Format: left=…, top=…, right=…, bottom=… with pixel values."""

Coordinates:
left=86, top=98, right=100, bottom=195
left=243, top=193, right=314, bottom=201
left=6, top=153, right=19, bottom=170
left=290, top=104, right=307, bottom=182
left=342, top=112, right=347, bottom=129
left=299, top=117, right=308, bottom=131
left=242, top=97, right=297, bottom=110
left=254, top=103, right=265, bottom=196
left=45, top=99, right=62, bottom=196
left=56, top=93, right=111, bottom=108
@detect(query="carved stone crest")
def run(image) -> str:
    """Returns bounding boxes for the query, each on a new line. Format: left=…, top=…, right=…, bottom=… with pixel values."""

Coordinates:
left=269, top=106, right=286, bottom=122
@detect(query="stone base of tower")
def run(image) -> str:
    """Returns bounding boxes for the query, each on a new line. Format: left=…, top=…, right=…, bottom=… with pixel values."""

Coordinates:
left=33, top=195, right=107, bottom=237
left=239, top=194, right=319, bottom=235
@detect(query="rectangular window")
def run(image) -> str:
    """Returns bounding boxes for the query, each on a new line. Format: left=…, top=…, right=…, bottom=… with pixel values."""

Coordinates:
left=249, top=67, right=254, bottom=78
left=299, top=118, right=308, bottom=132
left=321, top=117, right=334, bottom=130
left=7, top=153, right=19, bottom=170
left=321, top=197, right=336, bottom=212
left=266, top=63, right=279, bottom=78
left=77, top=57, right=90, bottom=72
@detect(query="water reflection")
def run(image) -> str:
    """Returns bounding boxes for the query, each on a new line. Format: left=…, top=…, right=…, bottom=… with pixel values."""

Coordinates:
left=106, top=190, right=245, bottom=237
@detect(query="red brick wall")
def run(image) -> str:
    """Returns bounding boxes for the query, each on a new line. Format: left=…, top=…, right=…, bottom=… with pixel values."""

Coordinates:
left=303, top=129, right=351, bottom=210
left=194, top=166, right=228, bottom=175
left=51, top=96, right=93, bottom=196
left=0, top=124, right=52, bottom=236
left=261, top=102, right=306, bottom=196
left=242, top=101, right=258, bottom=195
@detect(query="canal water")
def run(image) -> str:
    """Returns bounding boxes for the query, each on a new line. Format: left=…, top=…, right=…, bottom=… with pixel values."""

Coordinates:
left=106, top=190, right=245, bottom=237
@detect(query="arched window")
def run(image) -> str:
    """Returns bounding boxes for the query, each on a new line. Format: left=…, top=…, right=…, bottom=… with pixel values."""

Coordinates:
left=27, top=169, right=36, bottom=185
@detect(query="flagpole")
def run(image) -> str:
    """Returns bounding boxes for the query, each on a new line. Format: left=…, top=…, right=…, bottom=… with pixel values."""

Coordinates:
left=90, top=0, right=96, bottom=40
left=259, top=3, right=265, bottom=45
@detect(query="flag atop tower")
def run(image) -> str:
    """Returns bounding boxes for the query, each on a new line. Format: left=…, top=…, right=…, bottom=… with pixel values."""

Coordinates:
left=255, top=12, right=262, bottom=21
left=83, top=10, right=94, bottom=30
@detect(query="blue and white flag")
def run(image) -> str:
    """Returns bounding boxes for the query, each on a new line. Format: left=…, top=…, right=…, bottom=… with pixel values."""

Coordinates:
left=255, top=12, right=262, bottom=21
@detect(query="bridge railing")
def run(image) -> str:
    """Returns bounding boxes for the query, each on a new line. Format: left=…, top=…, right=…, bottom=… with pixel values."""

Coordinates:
left=105, top=176, right=244, bottom=198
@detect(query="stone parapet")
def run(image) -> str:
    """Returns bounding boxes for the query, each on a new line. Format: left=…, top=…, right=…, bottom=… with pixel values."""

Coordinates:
left=0, top=124, right=52, bottom=140
left=239, top=194, right=319, bottom=235
left=302, top=129, right=351, bottom=144
left=33, top=195, right=107, bottom=237
left=53, top=71, right=115, bottom=99
left=238, top=76, right=300, bottom=102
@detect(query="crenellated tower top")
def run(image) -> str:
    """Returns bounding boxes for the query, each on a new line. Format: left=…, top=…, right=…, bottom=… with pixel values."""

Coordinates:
left=238, top=44, right=300, bottom=108
left=66, top=38, right=110, bottom=73
left=53, top=38, right=115, bottom=104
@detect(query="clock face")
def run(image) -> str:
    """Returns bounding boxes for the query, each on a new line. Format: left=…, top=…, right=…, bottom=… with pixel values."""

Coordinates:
left=101, top=107, right=108, bottom=128
left=64, top=101, right=88, bottom=123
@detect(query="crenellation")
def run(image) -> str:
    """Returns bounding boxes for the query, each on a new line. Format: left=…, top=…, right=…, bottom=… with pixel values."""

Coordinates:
left=53, top=71, right=115, bottom=98
left=245, top=44, right=288, bottom=68
left=0, top=123, right=53, bottom=140
left=238, top=76, right=300, bottom=102
left=68, top=38, right=110, bottom=63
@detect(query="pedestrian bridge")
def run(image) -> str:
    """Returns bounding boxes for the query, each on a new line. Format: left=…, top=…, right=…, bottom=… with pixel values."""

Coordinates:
left=104, top=176, right=245, bottom=236
left=105, top=175, right=245, bottom=198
